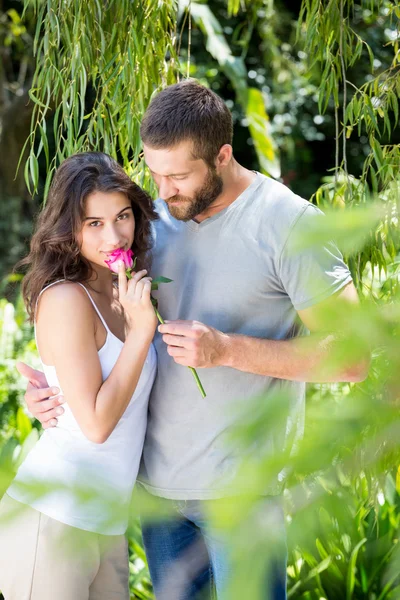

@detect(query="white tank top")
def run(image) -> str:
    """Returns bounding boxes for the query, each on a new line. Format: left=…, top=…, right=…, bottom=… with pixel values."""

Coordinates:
left=8, top=280, right=157, bottom=535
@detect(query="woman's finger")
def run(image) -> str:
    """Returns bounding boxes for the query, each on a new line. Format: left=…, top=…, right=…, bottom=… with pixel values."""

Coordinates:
left=134, top=279, right=145, bottom=301
left=118, top=261, right=128, bottom=298
left=131, top=269, right=147, bottom=283
left=141, top=279, right=152, bottom=301
left=126, top=270, right=147, bottom=297
left=136, top=277, right=153, bottom=301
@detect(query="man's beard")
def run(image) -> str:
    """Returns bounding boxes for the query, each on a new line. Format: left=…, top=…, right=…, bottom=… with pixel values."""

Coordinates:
left=165, top=168, right=223, bottom=221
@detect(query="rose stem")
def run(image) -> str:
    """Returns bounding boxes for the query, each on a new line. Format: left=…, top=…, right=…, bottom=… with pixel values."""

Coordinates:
left=153, top=306, right=206, bottom=398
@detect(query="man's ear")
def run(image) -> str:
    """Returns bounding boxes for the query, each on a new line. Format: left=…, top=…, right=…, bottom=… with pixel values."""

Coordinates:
left=215, top=144, right=233, bottom=169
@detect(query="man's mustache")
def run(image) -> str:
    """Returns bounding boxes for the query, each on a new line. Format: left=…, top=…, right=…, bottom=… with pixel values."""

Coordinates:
left=167, top=195, right=191, bottom=203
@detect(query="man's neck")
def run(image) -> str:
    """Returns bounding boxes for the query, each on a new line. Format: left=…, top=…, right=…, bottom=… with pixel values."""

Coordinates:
left=194, top=160, right=257, bottom=223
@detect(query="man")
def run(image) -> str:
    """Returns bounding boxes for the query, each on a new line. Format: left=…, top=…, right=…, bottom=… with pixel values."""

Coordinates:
left=20, top=80, right=368, bottom=600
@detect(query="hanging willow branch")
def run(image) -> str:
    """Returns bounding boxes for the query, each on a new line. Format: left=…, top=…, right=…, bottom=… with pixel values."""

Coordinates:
left=298, top=0, right=400, bottom=289
left=339, top=0, right=347, bottom=176
left=21, top=0, right=178, bottom=199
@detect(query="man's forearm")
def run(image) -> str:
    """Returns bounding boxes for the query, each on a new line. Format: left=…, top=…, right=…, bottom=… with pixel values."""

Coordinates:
left=218, top=332, right=369, bottom=383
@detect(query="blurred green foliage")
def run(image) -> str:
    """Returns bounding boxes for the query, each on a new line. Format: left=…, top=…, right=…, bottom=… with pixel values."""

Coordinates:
left=0, top=0, right=399, bottom=598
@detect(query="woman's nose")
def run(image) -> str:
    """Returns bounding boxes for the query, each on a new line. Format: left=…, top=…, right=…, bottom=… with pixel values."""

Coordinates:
left=104, top=224, right=122, bottom=247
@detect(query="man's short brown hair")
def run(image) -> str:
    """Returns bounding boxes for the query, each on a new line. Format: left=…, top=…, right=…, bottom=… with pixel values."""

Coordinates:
left=140, top=80, right=233, bottom=168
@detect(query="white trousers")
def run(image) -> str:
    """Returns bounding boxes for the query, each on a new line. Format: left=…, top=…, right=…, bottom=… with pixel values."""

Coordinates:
left=0, top=494, right=130, bottom=600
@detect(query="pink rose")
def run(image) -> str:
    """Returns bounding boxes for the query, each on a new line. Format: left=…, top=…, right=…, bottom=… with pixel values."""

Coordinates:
left=104, top=248, right=134, bottom=274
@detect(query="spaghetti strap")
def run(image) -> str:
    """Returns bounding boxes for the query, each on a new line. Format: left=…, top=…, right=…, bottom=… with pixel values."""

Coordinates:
left=37, top=279, right=66, bottom=301
left=75, top=283, right=111, bottom=334
left=35, top=279, right=66, bottom=318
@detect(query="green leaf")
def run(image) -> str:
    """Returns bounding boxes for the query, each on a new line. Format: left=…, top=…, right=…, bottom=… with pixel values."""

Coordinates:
left=28, top=88, right=49, bottom=110
left=371, top=138, right=384, bottom=170
left=246, top=87, right=280, bottom=179
left=360, top=563, right=369, bottom=592
left=7, top=8, right=22, bottom=25
left=305, top=556, right=332, bottom=581
left=24, top=156, right=32, bottom=195
left=0, top=437, right=18, bottom=470
left=391, top=92, right=399, bottom=127
left=315, top=538, right=329, bottom=560
left=43, top=169, right=54, bottom=203
left=14, top=429, right=40, bottom=469
left=346, top=538, right=367, bottom=600
left=186, top=0, right=248, bottom=105
left=151, top=276, right=173, bottom=284
left=16, top=407, right=32, bottom=444
left=38, top=123, right=50, bottom=167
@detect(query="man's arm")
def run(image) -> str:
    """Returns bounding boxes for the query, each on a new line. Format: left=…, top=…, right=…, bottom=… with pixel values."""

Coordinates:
left=159, top=282, right=370, bottom=383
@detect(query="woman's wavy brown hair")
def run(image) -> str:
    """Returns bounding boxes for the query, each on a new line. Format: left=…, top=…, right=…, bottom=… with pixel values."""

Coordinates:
left=18, top=152, right=158, bottom=322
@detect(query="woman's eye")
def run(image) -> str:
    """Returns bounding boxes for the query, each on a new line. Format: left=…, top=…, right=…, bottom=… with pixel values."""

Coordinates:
left=89, top=221, right=101, bottom=227
left=118, top=213, right=129, bottom=220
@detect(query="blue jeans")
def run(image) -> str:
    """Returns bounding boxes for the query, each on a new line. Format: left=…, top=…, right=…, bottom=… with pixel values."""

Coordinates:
left=140, top=494, right=287, bottom=600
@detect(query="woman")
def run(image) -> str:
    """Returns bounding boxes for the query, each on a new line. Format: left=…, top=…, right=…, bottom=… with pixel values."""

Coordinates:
left=0, top=152, right=158, bottom=599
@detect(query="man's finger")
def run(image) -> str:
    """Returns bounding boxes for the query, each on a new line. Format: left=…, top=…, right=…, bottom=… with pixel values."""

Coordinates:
left=161, top=319, right=192, bottom=326
left=118, top=262, right=128, bottom=297
left=163, top=320, right=187, bottom=324
left=35, top=397, right=65, bottom=414
left=162, top=334, right=190, bottom=348
left=173, top=357, right=195, bottom=367
left=42, top=418, right=59, bottom=429
left=158, top=322, right=197, bottom=336
left=167, top=345, right=187, bottom=357
left=38, top=407, right=64, bottom=423
left=25, top=386, right=60, bottom=404
left=16, top=361, right=48, bottom=388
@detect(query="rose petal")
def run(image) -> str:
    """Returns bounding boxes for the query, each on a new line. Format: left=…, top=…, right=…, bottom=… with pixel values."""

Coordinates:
left=104, top=248, right=134, bottom=273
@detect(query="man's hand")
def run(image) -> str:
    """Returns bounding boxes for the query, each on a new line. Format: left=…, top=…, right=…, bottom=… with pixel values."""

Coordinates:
left=16, top=362, right=65, bottom=428
left=158, top=320, right=229, bottom=368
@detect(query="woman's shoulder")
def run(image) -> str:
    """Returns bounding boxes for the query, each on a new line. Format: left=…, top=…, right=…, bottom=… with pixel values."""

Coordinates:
left=36, top=281, right=93, bottom=323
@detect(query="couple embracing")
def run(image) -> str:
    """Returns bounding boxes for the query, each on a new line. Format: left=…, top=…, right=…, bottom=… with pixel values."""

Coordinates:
left=0, top=80, right=367, bottom=600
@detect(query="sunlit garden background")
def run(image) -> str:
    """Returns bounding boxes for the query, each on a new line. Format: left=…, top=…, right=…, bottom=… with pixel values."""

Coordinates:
left=0, top=0, right=399, bottom=598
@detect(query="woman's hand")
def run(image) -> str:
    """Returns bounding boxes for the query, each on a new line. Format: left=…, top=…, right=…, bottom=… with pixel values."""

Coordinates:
left=118, top=262, right=158, bottom=335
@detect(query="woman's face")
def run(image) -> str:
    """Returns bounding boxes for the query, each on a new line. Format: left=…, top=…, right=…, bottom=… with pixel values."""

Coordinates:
left=77, top=190, right=135, bottom=271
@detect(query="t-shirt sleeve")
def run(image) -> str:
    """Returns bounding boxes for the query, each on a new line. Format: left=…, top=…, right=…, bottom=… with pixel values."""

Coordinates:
left=278, top=204, right=353, bottom=311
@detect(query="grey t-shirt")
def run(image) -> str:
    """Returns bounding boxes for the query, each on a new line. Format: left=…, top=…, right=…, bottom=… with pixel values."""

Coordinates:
left=138, top=173, right=352, bottom=499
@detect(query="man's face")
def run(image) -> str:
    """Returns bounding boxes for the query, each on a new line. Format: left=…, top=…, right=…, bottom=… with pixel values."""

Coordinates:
left=143, top=140, right=223, bottom=221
